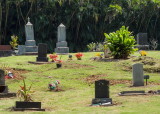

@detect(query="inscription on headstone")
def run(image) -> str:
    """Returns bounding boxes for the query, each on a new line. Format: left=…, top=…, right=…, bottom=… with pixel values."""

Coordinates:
left=36, top=43, right=48, bottom=62
left=95, top=80, right=109, bottom=98
left=132, top=63, right=144, bottom=86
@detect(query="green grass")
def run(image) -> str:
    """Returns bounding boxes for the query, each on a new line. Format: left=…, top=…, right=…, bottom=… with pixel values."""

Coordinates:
left=0, top=51, right=160, bottom=114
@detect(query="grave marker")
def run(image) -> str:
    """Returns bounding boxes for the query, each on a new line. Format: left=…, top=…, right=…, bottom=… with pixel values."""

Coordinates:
left=132, top=63, right=144, bottom=86
left=36, top=43, right=48, bottom=62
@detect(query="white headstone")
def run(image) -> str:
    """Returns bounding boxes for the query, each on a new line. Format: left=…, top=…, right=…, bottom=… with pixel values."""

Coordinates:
left=55, top=23, right=69, bottom=54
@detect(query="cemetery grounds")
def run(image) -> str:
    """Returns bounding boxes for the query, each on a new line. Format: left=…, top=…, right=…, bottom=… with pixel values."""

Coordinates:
left=0, top=51, right=160, bottom=114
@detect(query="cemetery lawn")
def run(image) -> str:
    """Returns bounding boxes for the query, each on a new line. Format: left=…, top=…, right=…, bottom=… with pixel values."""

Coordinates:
left=1, top=51, right=160, bottom=114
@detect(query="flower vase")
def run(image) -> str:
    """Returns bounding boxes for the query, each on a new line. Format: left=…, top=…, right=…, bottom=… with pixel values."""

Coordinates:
left=56, top=64, right=62, bottom=68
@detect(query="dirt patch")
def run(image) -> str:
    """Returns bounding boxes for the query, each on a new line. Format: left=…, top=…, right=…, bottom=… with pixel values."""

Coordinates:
left=85, top=74, right=108, bottom=83
left=63, top=63, right=95, bottom=69
left=4, top=68, right=28, bottom=80
left=120, top=56, right=160, bottom=73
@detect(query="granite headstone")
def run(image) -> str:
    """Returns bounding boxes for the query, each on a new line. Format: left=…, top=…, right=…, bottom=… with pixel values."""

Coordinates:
left=36, top=43, right=48, bottom=62
left=92, top=80, right=112, bottom=105
left=132, top=63, right=144, bottom=86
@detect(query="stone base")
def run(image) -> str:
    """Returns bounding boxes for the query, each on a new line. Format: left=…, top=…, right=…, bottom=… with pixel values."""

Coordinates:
left=25, top=40, right=36, bottom=46
left=28, top=61, right=53, bottom=65
left=55, top=47, right=69, bottom=54
left=133, top=83, right=144, bottom=86
left=13, top=101, right=45, bottom=111
left=0, top=51, right=12, bottom=57
left=0, top=93, right=16, bottom=98
left=25, top=52, right=38, bottom=55
left=92, top=98, right=112, bottom=105
left=25, top=46, right=38, bottom=52
left=119, top=91, right=146, bottom=96
left=36, top=57, right=48, bottom=62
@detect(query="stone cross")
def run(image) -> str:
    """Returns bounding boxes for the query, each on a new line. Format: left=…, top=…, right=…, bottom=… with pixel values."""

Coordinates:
left=95, top=80, right=109, bottom=98
left=0, top=69, right=5, bottom=86
left=132, top=63, right=144, bottom=86
left=36, top=43, right=48, bottom=62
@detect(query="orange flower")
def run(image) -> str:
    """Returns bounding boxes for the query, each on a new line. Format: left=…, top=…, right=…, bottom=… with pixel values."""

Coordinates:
left=55, top=59, right=63, bottom=64
left=49, top=54, right=58, bottom=61
left=75, top=53, right=84, bottom=58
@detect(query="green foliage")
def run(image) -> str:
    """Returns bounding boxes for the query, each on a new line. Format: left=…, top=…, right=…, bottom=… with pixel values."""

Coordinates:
left=104, top=26, right=137, bottom=59
left=9, top=35, right=18, bottom=49
left=17, top=79, right=33, bottom=102
left=87, top=42, right=96, bottom=51
left=0, top=0, right=160, bottom=52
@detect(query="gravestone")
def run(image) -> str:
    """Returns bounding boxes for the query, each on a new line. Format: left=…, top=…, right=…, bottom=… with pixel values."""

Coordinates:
left=0, top=69, right=16, bottom=97
left=92, top=80, right=112, bottom=105
left=17, top=45, right=26, bottom=55
left=136, top=33, right=149, bottom=50
left=132, top=63, right=144, bottom=86
left=36, top=43, right=48, bottom=62
left=55, top=23, right=69, bottom=54
left=25, top=17, right=38, bottom=55
left=0, top=45, right=12, bottom=57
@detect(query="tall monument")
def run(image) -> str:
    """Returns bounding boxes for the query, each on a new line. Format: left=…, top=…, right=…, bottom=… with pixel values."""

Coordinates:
left=55, top=23, right=69, bottom=54
left=25, top=17, right=38, bottom=55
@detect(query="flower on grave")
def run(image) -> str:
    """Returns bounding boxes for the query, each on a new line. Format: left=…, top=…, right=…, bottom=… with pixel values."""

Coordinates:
left=139, top=50, right=147, bottom=56
left=55, top=59, right=63, bottom=64
left=49, top=54, right=58, bottom=62
left=75, top=53, right=84, bottom=60
left=95, top=53, right=103, bottom=58
left=48, top=80, right=60, bottom=91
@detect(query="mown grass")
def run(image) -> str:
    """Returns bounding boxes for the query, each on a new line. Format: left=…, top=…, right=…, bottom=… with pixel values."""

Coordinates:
left=0, top=51, right=160, bottom=114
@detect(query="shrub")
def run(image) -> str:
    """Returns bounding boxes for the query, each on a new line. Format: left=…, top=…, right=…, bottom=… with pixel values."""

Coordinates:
left=104, top=26, right=137, bottom=59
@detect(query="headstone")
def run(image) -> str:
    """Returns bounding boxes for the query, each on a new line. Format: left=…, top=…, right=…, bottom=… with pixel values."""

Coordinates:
left=0, top=69, right=5, bottom=86
left=0, top=45, right=12, bottom=57
left=0, top=69, right=8, bottom=93
left=136, top=33, right=149, bottom=50
left=55, top=23, right=69, bottom=54
left=137, top=33, right=148, bottom=45
left=17, top=45, right=26, bottom=55
left=132, top=63, right=144, bottom=86
left=0, top=69, right=16, bottom=97
left=36, top=43, right=48, bottom=62
left=25, top=17, right=38, bottom=55
left=92, top=80, right=112, bottom=105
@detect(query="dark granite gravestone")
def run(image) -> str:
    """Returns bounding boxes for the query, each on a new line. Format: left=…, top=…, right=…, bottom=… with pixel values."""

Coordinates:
left=136, top=33, right=149, bottom=50
left=0, top=69, right=16, bottom=98
left=92, top=80, right=112, bottom=106
left=36, top=43, right=48, bottom=62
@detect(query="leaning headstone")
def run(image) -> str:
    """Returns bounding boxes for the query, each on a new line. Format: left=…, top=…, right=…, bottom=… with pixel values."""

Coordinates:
left=55, top=23, right=69, bottom=54
left=136, top=33, right=149, bottom=50
left=36, top=43, right=48, bottom=62
left=0, top=69, right=16, bottom=97
left=132, top=63, right=144, bottom=86
left=25, top=17, right=38, bottom=55
left=92, top=80, right=112, bottom=106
